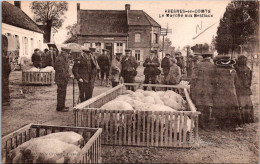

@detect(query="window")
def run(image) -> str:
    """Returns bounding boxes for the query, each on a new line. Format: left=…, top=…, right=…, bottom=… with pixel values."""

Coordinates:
left=135, top=33, right=141, bottom=43
left=38, top=40, right=41, bottom=50
left=135, top=50, right=141, bottom=61
left=95, top=43, right=101, bottom=52
left=152, top=33, right=158, bottom=43
left=31, top=38, right=34, bottom=54
left=116, top=43, right=123, bottom=53
left=15, top=35, right=20, bottom=50
left=84, top=43, right=91, bottom=49
left=23, top=37, right=28, bottom=56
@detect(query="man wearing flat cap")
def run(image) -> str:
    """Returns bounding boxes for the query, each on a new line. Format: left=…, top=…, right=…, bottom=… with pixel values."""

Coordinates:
left=121, top=49, right=138, bottom=84
left=98, top=49, right=111, bottom=86
left=31, top=48, right=42, bottom=68
left=72, top=48, right=99, bottom=102
left=54, top=47, right=71, bottom=112
left=190, top=53, right=215, bottom=128
left=143, top=50, right=160, bottom=90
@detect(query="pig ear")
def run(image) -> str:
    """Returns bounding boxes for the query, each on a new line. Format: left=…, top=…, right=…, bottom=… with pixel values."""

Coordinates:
left=23, top=148, right=31, bottom=156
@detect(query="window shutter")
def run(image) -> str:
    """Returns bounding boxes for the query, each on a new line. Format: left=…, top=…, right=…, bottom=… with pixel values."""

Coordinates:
left=122, top=43, right=126, bottom=55
left=113, top=43, right=117, bottom=55
left=140, top=50, right=143, bottom=62
left=101, top=43, right=104, bottom=51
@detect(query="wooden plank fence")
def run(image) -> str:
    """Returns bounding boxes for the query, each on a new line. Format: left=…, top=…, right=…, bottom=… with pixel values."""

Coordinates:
left=74, top=84, right=200, bottom=148
left=1, top=124, right=102, bottom=163
left=22, top=71, right=55, bottom=85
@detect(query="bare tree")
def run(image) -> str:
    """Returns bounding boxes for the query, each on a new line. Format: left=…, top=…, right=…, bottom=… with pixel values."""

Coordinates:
left=30, top=1, right=68, bottom=42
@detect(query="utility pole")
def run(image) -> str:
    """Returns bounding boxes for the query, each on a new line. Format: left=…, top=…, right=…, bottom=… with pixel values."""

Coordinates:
left=161, top=23, right=171, bottom=58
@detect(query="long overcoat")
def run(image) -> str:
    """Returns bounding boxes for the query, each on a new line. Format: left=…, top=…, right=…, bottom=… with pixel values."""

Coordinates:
left=191, top=59, right=215, bottom=107
left=161, top=57, right=171, bottom=76
left=72, top=54, right=98, bottom=87
left=234, top=64, right=252, bottom=96
left=143, top=57, right=160, bottom=76
left=54, top=52, right=70, bottom=84
left=213, top=66, right=239, bottom=108
left=97, top=54, right=110, bottom=71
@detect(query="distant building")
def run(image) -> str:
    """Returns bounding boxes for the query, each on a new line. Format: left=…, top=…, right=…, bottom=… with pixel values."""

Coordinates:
left=2, top=1, right=44, bottom=62
left=75, top=4, right=161, bottom=63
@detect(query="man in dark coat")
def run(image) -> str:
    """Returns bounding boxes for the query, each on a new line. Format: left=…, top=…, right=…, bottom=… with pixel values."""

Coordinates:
left=186, top=54, right=195, bottom=79
left=2, top=35, right=11, bottom=106
left=72, top=49, right=99, bottom=102
left=190, top=54, right=215, bottom=128
left=44, top=47, right=54, bottom=67
left=213, top=55, right=242, bottom=128
left=54, top=47, right=71, bottom=112
left=175, top=52, right=184, bottom=73
left=31, top=48, right=41, bottom=68
left=190, top=55, right=202, bottom=100
left=97, top=49, right=111, bottom=86
left=121, top=49, right=138, bottom=83
left=143, top=50, right=160, bottom=90
left=161, top=53, right=171, bottom=84
left=234, top=55, right=254, bottom=123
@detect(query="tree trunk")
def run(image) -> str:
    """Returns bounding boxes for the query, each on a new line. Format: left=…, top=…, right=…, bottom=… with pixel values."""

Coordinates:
left=45, top=21, right=52, bottom=43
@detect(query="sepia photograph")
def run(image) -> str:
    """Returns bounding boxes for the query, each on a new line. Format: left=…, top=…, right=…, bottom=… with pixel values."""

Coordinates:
left=1, top=0, right=259, bottom=163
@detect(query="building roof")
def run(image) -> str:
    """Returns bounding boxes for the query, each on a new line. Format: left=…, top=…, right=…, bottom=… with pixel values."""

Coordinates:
left=78, top=9, right=160, bottom=36
left=128, top=10, right=160, bottom=27
left=63, top=35, right=78, bottom=44
left=79, top=10, right=128, bottom=36
left=2, top=1, right=43, bottom=34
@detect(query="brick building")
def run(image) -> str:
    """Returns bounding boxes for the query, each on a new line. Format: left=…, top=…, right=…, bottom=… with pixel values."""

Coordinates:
left=76, top=4, right=161, bottom=63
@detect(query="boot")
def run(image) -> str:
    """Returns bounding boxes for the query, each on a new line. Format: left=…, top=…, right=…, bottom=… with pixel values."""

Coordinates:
left=100, top=79, right=103, bottom=86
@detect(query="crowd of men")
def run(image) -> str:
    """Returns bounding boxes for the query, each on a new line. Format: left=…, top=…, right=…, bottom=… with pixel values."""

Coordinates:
left=189, top=54, right=254, bottom=129
left=2, top=35, right=254, bottom=129
left=31, top=47, right=57, bottom=68
left=55, top=47, right=184, bottom=112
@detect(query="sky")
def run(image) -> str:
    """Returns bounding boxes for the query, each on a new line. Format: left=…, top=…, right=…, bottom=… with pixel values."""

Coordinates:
left=9, top=1, right=231, bottom=48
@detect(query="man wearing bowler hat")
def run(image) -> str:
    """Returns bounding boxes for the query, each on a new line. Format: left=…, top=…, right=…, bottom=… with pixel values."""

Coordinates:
left=143, top=50, right=160, bottom=90
left=72, top=48, right=99, bottom=102
left=54, top=47, right=71, bottom=112
left=121, top=49, right=138, bottom=84
left=213, top=55, right=242, bottom=128
left=98, top=49, right=111, bottom=86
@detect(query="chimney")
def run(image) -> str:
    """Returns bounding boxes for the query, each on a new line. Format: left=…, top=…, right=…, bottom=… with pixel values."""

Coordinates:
left=14, top=1, right=21, bottom=9
left=125, top=4, right=130, bottom=11
left=77, top=3, right=80, bottom=11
